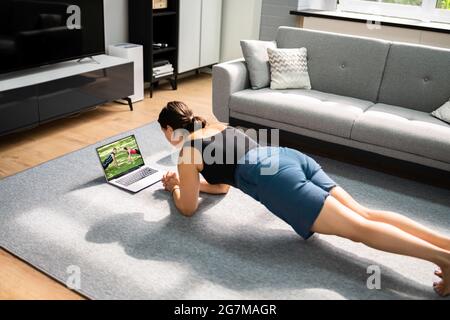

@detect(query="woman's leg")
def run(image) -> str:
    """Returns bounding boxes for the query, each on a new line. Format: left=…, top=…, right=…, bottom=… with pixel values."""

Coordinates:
left=329, top=186, right=450, bottom=251
left=311, top=196, right=450, bottom=296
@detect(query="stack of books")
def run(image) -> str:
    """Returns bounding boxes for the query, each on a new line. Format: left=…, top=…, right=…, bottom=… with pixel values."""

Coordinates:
left=153, top=60, right=173, bottom=79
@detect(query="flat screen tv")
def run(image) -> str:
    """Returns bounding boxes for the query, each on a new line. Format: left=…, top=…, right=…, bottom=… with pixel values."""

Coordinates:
left=0, top=0, right=105, bottom=75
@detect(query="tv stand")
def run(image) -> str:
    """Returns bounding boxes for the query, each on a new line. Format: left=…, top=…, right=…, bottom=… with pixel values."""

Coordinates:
left=0, top=55, right=135, bottom=136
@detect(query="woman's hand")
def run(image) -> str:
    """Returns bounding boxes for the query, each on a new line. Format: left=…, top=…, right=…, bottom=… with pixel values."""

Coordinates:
left=162, top=171, right=180, bottom=192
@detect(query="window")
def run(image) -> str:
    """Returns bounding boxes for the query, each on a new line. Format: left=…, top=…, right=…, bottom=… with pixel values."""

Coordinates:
left=339, top=0, right=450, bottom=23
left=436, top=0, right=450, bottom=9
left=367, top=0, right=423, bottom=5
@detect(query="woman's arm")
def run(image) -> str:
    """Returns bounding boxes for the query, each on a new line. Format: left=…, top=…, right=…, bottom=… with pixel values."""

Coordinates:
left=163, top=147, right=229, bottom=216
left=200, top=179, right=230, bottom=195
left=164, top=147, right=203, bottom=217
left=171, top=162, right=200, bottom=217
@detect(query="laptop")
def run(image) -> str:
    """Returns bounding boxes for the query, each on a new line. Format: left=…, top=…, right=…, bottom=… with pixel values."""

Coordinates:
left=96, top=135, right=164, bottom=193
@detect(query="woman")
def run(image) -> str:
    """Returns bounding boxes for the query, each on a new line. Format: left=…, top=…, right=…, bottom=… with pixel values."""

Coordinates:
left=123, top=146, right=142, bottom=163
left=102, top=148, right=118, bottom=169
left=158, top=101, right=450, bottom=297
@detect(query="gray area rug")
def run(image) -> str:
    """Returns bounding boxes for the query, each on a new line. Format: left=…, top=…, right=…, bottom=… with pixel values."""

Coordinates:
left=1, top=122, right=449, bottom=300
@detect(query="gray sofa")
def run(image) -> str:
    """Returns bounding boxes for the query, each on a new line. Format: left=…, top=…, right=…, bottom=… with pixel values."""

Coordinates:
left=213, top=27, right=450, bottom=172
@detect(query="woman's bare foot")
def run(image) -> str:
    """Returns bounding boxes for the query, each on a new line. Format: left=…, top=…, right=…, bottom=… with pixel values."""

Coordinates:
left=433, top=266, right=450, bottom=297
left=435, top=268, right=443, bottom=279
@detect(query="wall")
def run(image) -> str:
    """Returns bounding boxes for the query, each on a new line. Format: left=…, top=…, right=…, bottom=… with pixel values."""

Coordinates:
left=259, top=0, right=298, bottom=41
left=220, top=0, right=263, bottom=62
left=103, top=0, right=128, bottom=49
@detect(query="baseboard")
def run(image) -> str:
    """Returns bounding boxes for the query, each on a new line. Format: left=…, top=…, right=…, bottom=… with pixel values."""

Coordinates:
left=230, top=117, right=450, bottom=190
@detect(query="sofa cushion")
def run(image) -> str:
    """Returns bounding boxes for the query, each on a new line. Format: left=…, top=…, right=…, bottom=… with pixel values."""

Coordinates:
left=432, top=100, right=450, bottom=125
left=229, top=88, right=374, bottom=139
left=240, top=40, right=277, bottom=90
left=378, top=43, right=450, bottom=113
left=351, top=103, right=450, bottom=163
left=275, top=27, right=390, bottom=102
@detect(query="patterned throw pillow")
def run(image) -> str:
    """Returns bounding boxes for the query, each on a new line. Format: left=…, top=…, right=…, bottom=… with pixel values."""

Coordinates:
left=267, top=47, right=311, bottom=90
left=431, top=100, right=450, bottom=125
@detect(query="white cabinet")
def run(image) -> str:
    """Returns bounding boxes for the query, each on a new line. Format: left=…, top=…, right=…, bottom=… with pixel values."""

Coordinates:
left=178, top=0, right=202, bottom=73
left=200, top=0, right=223, bottom=67
left=178, top=0, right=222, bottom=74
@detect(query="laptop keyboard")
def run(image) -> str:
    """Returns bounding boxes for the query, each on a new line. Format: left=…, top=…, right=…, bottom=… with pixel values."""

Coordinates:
left=117, top=167, right=158, bottom=187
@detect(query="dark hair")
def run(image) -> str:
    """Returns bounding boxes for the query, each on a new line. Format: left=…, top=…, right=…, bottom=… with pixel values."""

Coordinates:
left=158, top=101, right=207, bottom=133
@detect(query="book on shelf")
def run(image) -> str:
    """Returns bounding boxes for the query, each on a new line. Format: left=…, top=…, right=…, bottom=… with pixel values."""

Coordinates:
left=154, top=59, right=170, bottom=68
left=154, top=66, right=173, bottom=73
left=154, top=63, right=173, bottom=74
left=153, top=71, right=174, bottom=79
left=154, top=67, right=173, bottom=73
left=153, top=59, right=173, bottom=78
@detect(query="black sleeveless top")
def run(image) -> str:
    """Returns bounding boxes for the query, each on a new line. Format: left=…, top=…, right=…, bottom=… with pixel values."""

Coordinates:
left=185, top=126, right=259, bottom=186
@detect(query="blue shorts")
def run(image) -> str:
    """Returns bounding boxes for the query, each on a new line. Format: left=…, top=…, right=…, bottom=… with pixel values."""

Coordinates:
left=235, top=147, right=337, bottom=239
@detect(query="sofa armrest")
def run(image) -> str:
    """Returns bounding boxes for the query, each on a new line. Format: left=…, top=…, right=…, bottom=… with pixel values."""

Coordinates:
left=212, top=59, right=250, bottom=123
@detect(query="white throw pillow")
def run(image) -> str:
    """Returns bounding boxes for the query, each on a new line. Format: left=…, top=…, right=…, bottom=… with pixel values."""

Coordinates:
left=267, top=47, right=311, bottom=90
left=432, top=100, right=450, bottom=125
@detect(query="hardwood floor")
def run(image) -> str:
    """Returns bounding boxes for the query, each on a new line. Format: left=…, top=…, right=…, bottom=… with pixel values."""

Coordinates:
left=0, top=74, right=215, bottom=300
left=0, top=250, right=84, bottom=300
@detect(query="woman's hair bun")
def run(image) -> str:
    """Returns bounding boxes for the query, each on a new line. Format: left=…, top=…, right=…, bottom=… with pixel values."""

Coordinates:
left=158, top=101, right=208, bottom=133
left=192, top=115, right=207, bottom=128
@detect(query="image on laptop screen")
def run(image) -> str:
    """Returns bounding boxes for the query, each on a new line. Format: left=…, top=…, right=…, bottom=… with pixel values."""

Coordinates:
left=96, top=135, right=145, bottom=181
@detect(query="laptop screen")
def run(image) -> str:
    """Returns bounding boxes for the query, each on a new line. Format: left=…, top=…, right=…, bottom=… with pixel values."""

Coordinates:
left=96, top=135, right=145, bottom=181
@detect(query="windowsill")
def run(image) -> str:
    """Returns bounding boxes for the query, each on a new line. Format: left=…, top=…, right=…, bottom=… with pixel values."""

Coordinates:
left=290, top=9, right=450, bottom=34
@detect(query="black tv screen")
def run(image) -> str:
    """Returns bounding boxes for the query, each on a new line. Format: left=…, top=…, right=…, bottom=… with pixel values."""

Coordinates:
left=0, top=0, right=105, bottom=74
